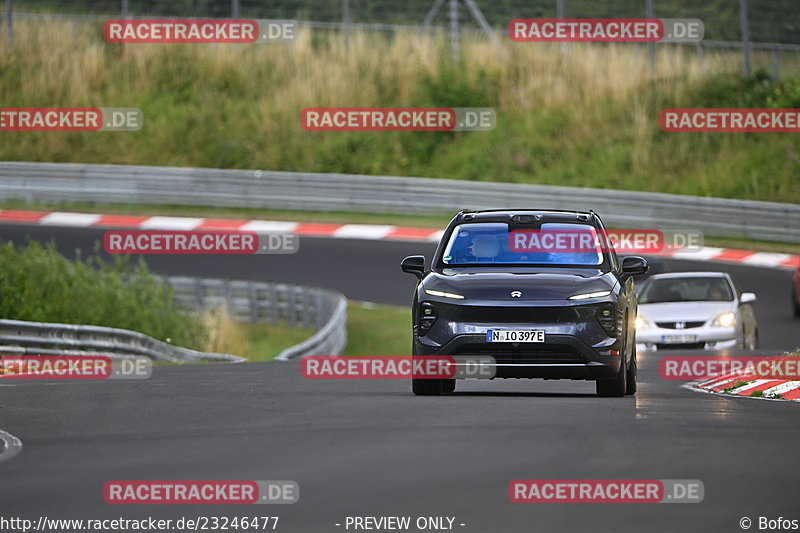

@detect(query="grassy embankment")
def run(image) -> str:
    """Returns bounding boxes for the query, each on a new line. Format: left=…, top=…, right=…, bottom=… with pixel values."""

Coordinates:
left=0, top=19, right=799, bottom=203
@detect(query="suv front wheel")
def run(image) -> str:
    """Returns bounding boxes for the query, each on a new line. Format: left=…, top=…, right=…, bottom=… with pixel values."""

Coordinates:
left=625, top=346, right=637, bottom=395
left=596, top=357, right=626, bottom=397
left=412, top=378, right=444, bottom=396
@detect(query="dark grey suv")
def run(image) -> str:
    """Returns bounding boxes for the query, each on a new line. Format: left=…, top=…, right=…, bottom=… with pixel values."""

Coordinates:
left=401, top=209, right=648, bottom=397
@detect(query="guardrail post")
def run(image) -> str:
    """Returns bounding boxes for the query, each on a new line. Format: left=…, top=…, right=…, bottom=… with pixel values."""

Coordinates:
left=248, top=282, right=258, bottom=323
left=288, top=286, right=297, bottom=326
left=222, top=279, right=232, bottom=317
left=315, top=291, right=324, bottom=329
left=697, top=42, right=704, bottom=70
left=556, top=0, right=566, bottom=53
left=121, top=0, right=129, bottom=18
left=448, top=0, right=459, bottom=57
left=4, top=0, right=12, bottom=48
left=342, top=0, right=350, bottom=54
left=267, top=284, right=278, bottom=324
left=194, top=278, right=205, bottom=309
left=231, top=0, right=239, bottom=18
left=646, top=0, right=655, bottom=76
left=771, top=48, right=780, bottom=80
left=739, top=0, right=751, bottom=76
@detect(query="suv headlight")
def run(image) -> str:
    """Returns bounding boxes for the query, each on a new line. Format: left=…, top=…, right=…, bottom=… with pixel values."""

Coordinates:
left=569, top=290, right=612, bottom=300
left=711, top=312, right=736, bottom=328
left=596, top=303, right=619, bottom=337
left=424, top=289, right=464, bottom=299
left=417, top=302, right=438, bottom=335
left=634, top=315, right=651, bottom=330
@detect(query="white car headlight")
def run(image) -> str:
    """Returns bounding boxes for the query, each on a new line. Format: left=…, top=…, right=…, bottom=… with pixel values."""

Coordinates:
left=634, top=315, right=651, bottom=330
left=711, top=312, right=736, bottom=328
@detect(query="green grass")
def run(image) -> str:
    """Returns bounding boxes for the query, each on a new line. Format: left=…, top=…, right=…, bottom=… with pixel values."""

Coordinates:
left=722, top=380, right=751, bottom=394
left=222, top=322, right=317, bottom=362
left=214, top=302, right=410, bottom=361
left=750, top=390, right=785, bottom=399
left=2, top=20, right=800, bottom=203
left=343, top=302, right=411, bottom=356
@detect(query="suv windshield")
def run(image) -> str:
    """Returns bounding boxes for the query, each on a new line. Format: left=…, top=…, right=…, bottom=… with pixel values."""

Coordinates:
left=440, top=222, right=604, bottom=267
left=639, top=277, right=734, bottom=303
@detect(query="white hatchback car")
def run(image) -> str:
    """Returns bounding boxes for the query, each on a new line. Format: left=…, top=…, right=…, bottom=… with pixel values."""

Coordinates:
left=635, top=272, right=758, bottom=351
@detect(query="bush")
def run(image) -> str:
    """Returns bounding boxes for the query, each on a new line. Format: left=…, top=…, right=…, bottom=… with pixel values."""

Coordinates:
left=0, top=241, right=208, bottom=349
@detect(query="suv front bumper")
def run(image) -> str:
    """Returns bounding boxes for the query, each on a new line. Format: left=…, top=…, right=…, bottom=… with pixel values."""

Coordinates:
left=413, top=333, right=622, bottom=380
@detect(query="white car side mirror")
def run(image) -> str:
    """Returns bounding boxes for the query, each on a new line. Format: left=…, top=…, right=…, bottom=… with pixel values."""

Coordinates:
left=740, top=292, right=757, bottom=304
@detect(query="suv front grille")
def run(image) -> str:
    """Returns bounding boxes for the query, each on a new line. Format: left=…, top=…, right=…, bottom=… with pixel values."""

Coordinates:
left=435, top=303, right=595, bottom=324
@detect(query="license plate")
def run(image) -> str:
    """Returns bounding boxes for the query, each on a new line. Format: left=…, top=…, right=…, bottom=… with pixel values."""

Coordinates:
left=661, top=334, right=699, bottom=344
left=486, top=330, right=545, bottom=343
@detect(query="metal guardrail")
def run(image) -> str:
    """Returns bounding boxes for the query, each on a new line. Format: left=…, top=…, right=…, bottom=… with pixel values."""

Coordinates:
left=0, top=318, right=244, bottom=363
left=0, top=276, right=347, bottom=363
left=166, top=276, right=347, bottom=360
left=0, top=161, right=798, bottom=243
left=275, top=296, right=347, bottom=361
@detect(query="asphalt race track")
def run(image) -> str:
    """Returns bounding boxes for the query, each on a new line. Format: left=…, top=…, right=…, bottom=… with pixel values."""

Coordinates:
left=1, top=224, right=798, bottom=533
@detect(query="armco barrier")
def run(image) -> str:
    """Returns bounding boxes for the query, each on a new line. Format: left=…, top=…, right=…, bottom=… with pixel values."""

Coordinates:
left=0, top=162, right=798, bottom=243
left=166, top=276, right=347, bottom=360
left=0, top=277, right=347, bottom=363
left=0, top=318, right=243, bottom=363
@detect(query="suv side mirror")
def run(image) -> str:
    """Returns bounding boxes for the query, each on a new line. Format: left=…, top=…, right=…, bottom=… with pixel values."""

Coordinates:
left=740, top=292, right=757, bottom=304
left=401, top=255, right=426, bottom=280
left=621, top=256, right=649, bottom=280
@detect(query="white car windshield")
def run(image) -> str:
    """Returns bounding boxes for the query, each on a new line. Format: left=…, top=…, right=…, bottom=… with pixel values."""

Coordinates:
left=640, top=277, right=734, bottom=303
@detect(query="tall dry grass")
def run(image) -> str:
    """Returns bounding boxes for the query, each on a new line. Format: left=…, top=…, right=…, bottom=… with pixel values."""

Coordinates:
left=1, top=18, right=798, bottom=202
